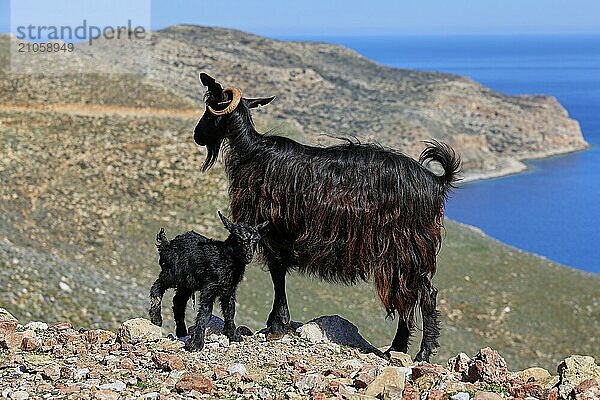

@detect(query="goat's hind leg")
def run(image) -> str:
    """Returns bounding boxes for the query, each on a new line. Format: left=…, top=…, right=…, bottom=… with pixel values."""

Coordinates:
left=185, top=296, right=214, bottom=352
left=149, top=279, right=166, bottom=327
left=173, top=288, right=192, bottom=338
left=415, top=284, right=441, bottom=362
left=385, top=318, right=411, bottom=357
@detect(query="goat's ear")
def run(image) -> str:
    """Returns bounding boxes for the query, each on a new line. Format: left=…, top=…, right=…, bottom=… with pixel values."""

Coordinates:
left=255, top=221, right=269, bottom=232
left=218, top=211, right=234, bottom=231
left=245, top=96, right=275, bottom=109
left=200, top=72, right=223, bottom=94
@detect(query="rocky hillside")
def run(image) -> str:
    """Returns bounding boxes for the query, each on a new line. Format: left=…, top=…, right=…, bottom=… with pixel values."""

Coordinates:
left=4, top=25, right=589, bottom=179
left=1, top=309, right=599, bottom=400
left=0, top=29, right=598, bottom=372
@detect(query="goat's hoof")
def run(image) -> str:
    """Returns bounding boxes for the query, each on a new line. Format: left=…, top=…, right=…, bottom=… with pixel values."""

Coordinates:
left=229, top=333, right=243, bottom=343
left=382, top=350, right=391, bottom=361
left=414, top=351, right=431, bottom=363
left=264, top=324, right=287, bottom=340
left=236, top=325, right=253, bottom=337
left=184, top=341, right=204, bottom=352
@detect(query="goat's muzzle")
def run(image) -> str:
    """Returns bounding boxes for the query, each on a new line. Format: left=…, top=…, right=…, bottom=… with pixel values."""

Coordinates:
left=207, top=87, right=242, bottom=116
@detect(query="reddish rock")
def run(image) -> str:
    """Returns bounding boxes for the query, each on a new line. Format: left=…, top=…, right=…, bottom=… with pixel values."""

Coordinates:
left=322, top=368, right=346, bottom=378
left=448, top=353, right=471, bottom=379
left=0, top=331, right=23, bottom=350
left=311, top=392, right=327, bottom=400
left=50, top=321, right=73, bottom=331
left=132, top=342, right=148, bottom=356
left=354, top=371, right=374, bottom=388
left=402, top=382, right=420, bottom=400
left=327, top=380, right=342, bottom=393
left=510, top=382, right=546, bottom=399
left=163, top=377, right=177, bottom=387
left=85, top=329, right=116, bottom=344
left=42, top=364, right=61, bottom=381
left=60, top=366, right=74, bottom=380
left=134, top=371, right=148, bottom=382
left=175, top=372, right=214, bottom=394
left=152, top=352, right=185, bottom=371
left=119, top=357, right=135, bottom=370
left=473, top=391, right=504, bottom=400
left=388, top=351, right=412, bottom=367
left=573, top=378, right=600, bottom=400
left=547, top=387, right=560, bottom=400
left=412, top=363, right=447, bottom=380
left=0, top=354, right=16, bottom=369
left=574, top=378, right=599, bottom=393
left=428, top=388, right=449, bottom=400
left=213, top=364, right=227, bottom=380
left=57, top=331, right=80, bottom=345
left=467, top=348, right=509, bottom=384
left=21, top=335, right=41, bottom=351
left=94, top=389, right=120, bottom=400
left=0, top=319, right=18, bottom=335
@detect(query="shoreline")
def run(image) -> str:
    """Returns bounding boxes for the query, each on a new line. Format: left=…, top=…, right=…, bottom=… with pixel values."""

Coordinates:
left=460, top=142, right=591, bottom=184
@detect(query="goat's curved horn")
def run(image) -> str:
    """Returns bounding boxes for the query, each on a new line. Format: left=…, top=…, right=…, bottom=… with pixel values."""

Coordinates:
left=207, top=87, right=242, bottom=116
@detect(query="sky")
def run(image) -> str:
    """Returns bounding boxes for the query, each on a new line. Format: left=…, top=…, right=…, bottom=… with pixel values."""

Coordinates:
left=1, top=0, right=599, bottom=36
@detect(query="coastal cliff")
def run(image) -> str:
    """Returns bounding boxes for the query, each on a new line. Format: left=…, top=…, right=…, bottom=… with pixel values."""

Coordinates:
left=146, top=25, right=589, bottom=180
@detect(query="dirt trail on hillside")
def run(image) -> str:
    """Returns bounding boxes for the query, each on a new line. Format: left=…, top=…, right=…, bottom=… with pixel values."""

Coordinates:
left=0, top=103, right=199, bottom=118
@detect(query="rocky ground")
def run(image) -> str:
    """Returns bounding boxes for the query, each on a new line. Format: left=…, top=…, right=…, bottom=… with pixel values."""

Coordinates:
left=1, top=309, right=599, bottom=400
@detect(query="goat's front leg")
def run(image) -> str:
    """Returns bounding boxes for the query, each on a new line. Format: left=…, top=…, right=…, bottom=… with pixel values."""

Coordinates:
left=149, top=279, right=166, bottom=327
left=185, top=296, right=214, bottom=352
left=266, top=263, right=291, bottom=339
left=172, top=288, right=192, bottom=338
left=220, top=292, right=240, bottom=342
left=415, top=284, right=441, bottom=363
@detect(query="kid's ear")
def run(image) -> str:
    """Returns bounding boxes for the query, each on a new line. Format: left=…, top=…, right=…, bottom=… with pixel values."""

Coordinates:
left=244, top=96, right=276, bottom=109
left=218, top=211, right=234, bottom=231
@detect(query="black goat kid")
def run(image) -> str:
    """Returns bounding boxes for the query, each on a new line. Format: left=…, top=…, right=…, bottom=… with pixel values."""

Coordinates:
left=149, top=211, right=268, bottom=351
left=194, top=73, right=461, bottom=361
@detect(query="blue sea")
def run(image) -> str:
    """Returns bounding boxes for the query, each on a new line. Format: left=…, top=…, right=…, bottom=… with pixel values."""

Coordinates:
left=282, top=35, right=600, bottom=273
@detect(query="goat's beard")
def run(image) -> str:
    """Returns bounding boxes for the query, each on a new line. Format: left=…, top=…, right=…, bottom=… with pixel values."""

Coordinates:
left=201, top=138, right=224, bottom=171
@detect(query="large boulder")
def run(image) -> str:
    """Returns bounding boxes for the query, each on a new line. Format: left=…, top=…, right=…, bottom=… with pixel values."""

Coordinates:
left=117, top=318, right=162, bottom=344
left=364, top=366, right=406, bottom=397
left=0, top=308, right=18, bottom=335
left=301, top=315, right=382, bottom=355
left=467, top=348, right=509, bottom=384
left=0, top=308, right=21, bottom=351
left=448, top=353, right=471, bottom=380
left=515, top=367, right=552, bottom=384
left=556, top=355, right=600, bottom=399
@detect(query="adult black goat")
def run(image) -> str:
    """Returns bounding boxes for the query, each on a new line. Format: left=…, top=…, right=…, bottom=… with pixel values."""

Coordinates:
left=193, top=73, right=461, bottom=361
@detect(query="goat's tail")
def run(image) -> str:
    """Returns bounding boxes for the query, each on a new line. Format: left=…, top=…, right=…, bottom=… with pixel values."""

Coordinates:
left=419, top=140, right=462, bottom=191
left=156, top=228, right=170, bottom=251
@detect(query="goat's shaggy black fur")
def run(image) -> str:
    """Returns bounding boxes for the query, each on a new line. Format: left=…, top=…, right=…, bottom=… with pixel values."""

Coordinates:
left=194, top=73, right=461, bottom=361
left=149, top=211, right=267, bottom=351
